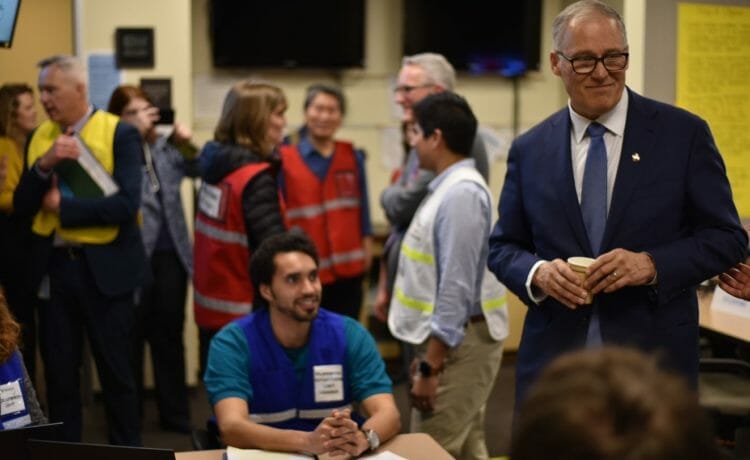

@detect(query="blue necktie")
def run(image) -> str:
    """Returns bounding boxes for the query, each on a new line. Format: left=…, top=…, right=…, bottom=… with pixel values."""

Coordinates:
left=581, top=122, right=607, bottom=346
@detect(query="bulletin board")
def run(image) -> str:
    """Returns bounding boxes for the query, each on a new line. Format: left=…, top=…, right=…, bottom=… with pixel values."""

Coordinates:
left=675, top=3, right=750, bottom=217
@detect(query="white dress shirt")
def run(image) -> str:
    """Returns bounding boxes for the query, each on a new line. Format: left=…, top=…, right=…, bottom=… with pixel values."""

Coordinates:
left=525, top=91, right=630, bottom=303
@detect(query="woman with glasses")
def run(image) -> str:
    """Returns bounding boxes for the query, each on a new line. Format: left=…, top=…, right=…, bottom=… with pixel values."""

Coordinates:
left=108, top=85, right=197, bottom=433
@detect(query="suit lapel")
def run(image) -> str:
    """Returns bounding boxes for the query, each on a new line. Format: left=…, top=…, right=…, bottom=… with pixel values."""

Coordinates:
left=601, top=89, right=658, bottom=251
left=549, top=110, right=592, bottom=255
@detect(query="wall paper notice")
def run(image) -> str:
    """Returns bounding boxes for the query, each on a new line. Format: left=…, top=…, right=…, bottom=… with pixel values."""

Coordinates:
left=676, top=3, right=750, bottom=217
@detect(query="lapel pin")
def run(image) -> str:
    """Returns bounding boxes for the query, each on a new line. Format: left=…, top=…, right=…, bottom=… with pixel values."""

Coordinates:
left=631, top=153, right=641, bottom=162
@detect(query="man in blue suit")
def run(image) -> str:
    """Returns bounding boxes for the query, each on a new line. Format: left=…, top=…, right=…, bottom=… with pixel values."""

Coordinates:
left=487, top=0, right=747, bottom=405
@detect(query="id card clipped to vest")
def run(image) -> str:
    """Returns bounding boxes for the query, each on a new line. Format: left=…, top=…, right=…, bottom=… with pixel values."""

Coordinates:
left=198, top=183, right=230, bottom=221
left=1, top=379, right=30, bottom=429
left=314, top=364, right=344, bottom=402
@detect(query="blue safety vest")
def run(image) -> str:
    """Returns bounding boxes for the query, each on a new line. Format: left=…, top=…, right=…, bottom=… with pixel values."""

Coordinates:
left=239, top=308, right=352, bottom=431
left=0, top=350, right=32, bottom=430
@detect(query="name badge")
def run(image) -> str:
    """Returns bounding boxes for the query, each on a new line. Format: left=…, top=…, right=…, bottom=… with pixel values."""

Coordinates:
left=198, top=183, right=227, bottom=220
left=0, top=379, right=26, bottom=416
left=314, top=364, right=344, bottom=403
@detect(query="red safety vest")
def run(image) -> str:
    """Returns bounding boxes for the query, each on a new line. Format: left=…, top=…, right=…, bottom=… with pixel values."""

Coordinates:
left=280, top=142, right=364, bottom=284
left=193, top=163, right=269, bottom=330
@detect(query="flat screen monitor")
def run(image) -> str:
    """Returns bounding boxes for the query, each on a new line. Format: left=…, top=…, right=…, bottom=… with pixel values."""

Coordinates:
left=0, top=422, right=63, bottom=460
left=404, top=0, right=542, bottom=76
left=210, top=0, right=365, bottom=69
left=0, top=0, right=21, bottom=48
left=27, top=439, right=175, bottom=460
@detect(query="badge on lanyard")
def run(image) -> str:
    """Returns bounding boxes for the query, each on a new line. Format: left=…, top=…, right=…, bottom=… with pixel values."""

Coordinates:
left=313, top=364, right=344, bottom=402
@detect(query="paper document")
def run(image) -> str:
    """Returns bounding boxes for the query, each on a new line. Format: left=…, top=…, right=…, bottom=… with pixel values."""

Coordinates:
left=225, top=446, right=313, bottom=460
left=73, top=135, right=119, bottom=196
left=711, top=285, right=750, bottom=318
left=225, top=445, right=407, bottom=460
left=363, top=452, right=407, bottom=460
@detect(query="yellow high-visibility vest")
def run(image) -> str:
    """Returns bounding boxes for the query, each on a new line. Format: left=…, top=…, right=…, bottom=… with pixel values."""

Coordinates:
left=26, top=111, right=120, bottom=244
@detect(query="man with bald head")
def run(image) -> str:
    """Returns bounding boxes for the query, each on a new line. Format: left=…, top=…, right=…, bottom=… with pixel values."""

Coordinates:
left=14, top=55, right=148, bottom=445
left=487, top=0, right=747, bottom=405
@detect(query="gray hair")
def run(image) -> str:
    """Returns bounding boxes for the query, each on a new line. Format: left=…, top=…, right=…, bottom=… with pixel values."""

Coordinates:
left=401, top=53, right=456, bottom=91
left=552, top=0, right=627, bottom=51
left=37, top=55, right=87, bottom=85
left=303, top=83, right=346, bottom=115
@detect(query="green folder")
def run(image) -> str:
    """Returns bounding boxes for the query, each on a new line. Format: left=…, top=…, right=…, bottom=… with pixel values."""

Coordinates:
left=56, top=159, right=105, bottom=198
left=54, top=135, right=119, bottom=198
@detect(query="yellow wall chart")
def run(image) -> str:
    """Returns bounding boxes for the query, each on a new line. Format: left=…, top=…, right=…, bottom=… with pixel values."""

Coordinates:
left=676, top=3, right=750, bottom=217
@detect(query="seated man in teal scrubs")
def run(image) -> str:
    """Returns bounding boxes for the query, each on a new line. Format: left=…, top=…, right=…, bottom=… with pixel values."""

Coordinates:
left=204, top=231, right=400, bottom=456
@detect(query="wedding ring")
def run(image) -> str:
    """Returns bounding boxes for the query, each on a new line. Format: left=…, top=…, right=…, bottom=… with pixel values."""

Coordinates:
left=611, top=271, right=619, bottom=278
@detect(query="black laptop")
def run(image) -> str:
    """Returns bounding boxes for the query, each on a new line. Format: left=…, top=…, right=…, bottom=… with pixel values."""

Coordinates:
left=0, top=422, right=63, bottom=460
left=27, top=439, right=176, bottom=460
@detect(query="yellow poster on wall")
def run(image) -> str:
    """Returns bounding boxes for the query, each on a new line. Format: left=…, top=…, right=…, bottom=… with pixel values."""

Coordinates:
left=676, top=3, right=750, bottom=218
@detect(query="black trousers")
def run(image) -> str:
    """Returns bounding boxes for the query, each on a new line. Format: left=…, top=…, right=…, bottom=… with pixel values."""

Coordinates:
left=134, top=250, right=190, bottom=428
left=322, top=274, right=365, bottom=320
left=40, top=248, right=141, bottom=445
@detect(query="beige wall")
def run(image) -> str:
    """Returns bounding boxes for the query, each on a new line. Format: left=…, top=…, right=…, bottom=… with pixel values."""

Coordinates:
left=0, top=0, right=73, bottom=107
left=75, top=0, right=192, bottom=127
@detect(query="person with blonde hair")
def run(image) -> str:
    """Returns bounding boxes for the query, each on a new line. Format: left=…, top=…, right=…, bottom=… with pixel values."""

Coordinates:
left=0, top=286, right=46, bottom=430
left=193, top=81, right=287, bottom=373
left=0, top=83, right=39, bottom=384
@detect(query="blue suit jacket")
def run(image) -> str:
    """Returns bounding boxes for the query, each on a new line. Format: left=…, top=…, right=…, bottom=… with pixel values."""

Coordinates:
left=488, top=89, right=748, bottom=404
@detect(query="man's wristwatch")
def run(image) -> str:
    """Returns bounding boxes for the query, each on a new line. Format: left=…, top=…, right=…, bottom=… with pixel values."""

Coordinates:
left=362, top=428, right=380, bottom=451
left=418, top=359, right=439, bottom=378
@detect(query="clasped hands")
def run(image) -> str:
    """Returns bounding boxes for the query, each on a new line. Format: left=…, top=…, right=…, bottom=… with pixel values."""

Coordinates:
left=307, top=408, right=369, bottom=458
left=533, top=248, right=656, bottom=310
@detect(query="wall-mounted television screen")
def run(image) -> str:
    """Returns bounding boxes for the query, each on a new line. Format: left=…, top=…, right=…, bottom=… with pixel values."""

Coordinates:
left=210, top=0, right=365, bottom=69
left=0, top=0, right=21, bottom=48
left=404, top=0, right=542, bottom=76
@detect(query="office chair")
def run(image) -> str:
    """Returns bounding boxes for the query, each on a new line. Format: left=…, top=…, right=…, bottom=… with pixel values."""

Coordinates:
left=699, top=357, right=750, bottom=457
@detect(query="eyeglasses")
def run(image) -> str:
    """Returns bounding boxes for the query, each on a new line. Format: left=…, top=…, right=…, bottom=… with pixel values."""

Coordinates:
left=393, top=83, right=434, bottom=95
left=556, top=52, right=629, bottom=75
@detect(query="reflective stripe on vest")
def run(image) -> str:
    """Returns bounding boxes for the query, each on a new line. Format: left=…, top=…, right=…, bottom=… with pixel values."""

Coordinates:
left=194, top=218, right=248, bottom=247
left=280, top=142, right=365, bottom=283
left=285, top=197, right=360, bottom=220
left=26, top=113, right=120, bottom=244
left=388, top=166, right=509, bottom=344
left=318, top=248, right=366, bottom=270
left=250, top=404, right=352, bottom=424
left=193, top=290, right=252, bottom=315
